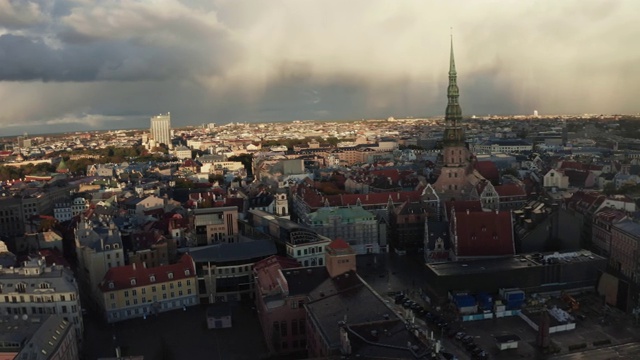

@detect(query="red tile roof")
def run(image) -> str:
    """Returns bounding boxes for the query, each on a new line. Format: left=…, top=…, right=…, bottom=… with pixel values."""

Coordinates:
left=474, top=161, right=500, bottom=183
left=453, top=211, right=515, bottom=257
left=444, top=200, right=483, bottom=216
left=328, top=238, right=351, bottom=249
left=100, top=254, right=196, bottom=292
left=495, top=183, right=526, bottom=197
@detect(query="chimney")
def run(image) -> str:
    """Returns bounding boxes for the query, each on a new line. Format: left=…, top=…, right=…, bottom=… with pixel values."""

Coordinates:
left=132, top=263, right=136, bottom=270
left=143, top=262, right=147, bottom=269
left=466, top=209, right=469, bottom=215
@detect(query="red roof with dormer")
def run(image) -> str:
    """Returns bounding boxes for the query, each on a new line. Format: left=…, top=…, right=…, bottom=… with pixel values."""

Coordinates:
left=453, top=211, right=515, bottom=257
left=99, top=254, right=196, bottom=292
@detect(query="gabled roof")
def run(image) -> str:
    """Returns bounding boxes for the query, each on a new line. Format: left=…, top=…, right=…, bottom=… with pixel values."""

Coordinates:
left=453, top=211, right=515, bottom=257
left=495, top=183, right=526, bottom=197
left=100, top=254, right=195, bottom=292
left=474, top=161, right=500, bottom=184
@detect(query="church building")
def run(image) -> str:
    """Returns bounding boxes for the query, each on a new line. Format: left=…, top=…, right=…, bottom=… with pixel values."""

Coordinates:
left=432, top=37, right=485, bottom=202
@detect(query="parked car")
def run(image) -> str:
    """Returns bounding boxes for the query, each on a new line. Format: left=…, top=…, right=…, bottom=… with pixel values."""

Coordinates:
left=441, top=352, right=458, bottom=360
left=455, top=332, right=466, bottom=341
left=461, top=335, right=474, bottom=345
left=465, top=343, right=479, bottom=352
left=473, top=350, right=488, bottom=360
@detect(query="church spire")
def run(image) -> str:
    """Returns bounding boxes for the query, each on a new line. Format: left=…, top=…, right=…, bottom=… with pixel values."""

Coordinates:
left=443, top=32, right=464, bottom=144
left=449, top=33, right=456, bottom=76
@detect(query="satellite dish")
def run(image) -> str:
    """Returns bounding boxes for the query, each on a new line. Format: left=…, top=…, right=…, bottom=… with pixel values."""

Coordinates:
left=22, top=314, right=28, bottom=321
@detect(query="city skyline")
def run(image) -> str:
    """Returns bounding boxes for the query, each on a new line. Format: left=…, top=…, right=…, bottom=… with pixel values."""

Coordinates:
left=1, top=0, right=639, bottom=135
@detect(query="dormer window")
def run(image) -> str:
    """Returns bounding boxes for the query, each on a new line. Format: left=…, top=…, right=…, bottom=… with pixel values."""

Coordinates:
left=39, top=282, right=51, bottom=289
left=150, top=275, right=156, bottom=282
left=184, top=270, right=190, bottom=276
left=108, top=282, right=114, bottom=289
left=168, top=272, right=174, bottom=279
left=130, top=279, right=136, bottom=286
left=16, top=283, right=27, bottom=293
left=114, top=244, right=119, bottom=249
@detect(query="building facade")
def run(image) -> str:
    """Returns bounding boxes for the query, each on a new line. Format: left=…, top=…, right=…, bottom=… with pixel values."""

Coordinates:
left=303, top=207, right=380, bottom=254
left=610, top=219, right=640, bottom=283
left=75, top=218, right=125, bottom=303
left=0, top=258, right=83, bottom=342
left=191, top=206, right=239, bottom=245
left=150, top=113, right=171, bottom=147
left=99, top=254, right=198, bottom=323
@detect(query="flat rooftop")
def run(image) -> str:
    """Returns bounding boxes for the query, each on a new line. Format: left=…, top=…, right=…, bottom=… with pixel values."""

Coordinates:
left=427, top=250, right=605, bottom=277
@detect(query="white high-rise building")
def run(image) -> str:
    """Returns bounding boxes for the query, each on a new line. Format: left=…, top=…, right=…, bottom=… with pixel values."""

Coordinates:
left=150, top=113, right=171, bottom=147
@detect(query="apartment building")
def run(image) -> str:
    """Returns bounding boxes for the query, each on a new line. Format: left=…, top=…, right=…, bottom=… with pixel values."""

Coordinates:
left=610, top=219, right=640, bottom=283
left=190, top=206, right=239, bottom=245
left=99, top=254, right=198, bottom=323
left=75, top=218, right=125, bottom=303
left=0, top=257, right=83, bottom=342
left=303, top=206, right=380, bottom=254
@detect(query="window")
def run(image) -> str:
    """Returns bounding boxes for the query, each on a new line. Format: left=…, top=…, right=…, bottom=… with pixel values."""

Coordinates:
left=162, top=285, right=166, bottom=291
left=186, top=280, right=191, bottom=286
left=132, top=290, right=137, bottom=296
left=168, top=272, right=174, bottom=279
left=178, top=281, right=182, bottom=288
left=133, top=299, right=138, bottom=305
left=150, top=275, right=156, bottom=282
left=130, top=279, right=136, bottom=286
left=170, top=283, right=174, bottom=289
left=292, top=319, right=298, bottom=335
left=125, top=300, right=130, bottom=306
left=108, top=282, right=114, bottom=289
left=184, top=270, right=190, bottom=276
left=109, top=293, right=115, bottom=300
left=124, top=291, right=129, bottom=298
left=281, top=321, right=287, bottom=336
left=151, top=286, right=157, bottom=293
left=142, top=288, right=146, bottom=295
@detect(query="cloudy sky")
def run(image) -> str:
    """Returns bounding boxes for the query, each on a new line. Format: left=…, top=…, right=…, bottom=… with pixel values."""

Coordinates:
left=0, top=0, right=639, bottom=135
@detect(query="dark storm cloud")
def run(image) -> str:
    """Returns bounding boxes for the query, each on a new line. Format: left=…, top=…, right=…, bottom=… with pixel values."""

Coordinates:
left=0, top=0, right=639, bottom=134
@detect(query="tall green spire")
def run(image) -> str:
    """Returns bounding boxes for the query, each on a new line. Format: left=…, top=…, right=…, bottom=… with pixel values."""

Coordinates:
left=443, top=33, right=465, bottom=144
left=449, top=34, right=457, bottom=76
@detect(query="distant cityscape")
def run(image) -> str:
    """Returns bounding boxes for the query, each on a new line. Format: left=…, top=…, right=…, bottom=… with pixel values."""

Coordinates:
left=2, top=40, right=640, bottom=360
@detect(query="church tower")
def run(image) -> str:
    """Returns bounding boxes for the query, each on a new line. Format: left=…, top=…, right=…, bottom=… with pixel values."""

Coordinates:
left=433, top=35, right=481, bottom=200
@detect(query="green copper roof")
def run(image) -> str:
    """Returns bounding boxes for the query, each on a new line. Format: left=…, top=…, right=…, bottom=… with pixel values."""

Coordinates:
left=449, top=36, right=457, bottom=76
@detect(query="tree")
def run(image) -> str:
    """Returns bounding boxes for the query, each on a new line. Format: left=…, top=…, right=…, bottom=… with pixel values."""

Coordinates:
left=228, top=154, right=253, bottom=176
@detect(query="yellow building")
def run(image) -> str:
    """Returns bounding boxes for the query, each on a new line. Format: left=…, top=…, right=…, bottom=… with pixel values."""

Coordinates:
left=99, top=254, right=199, bottom=323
